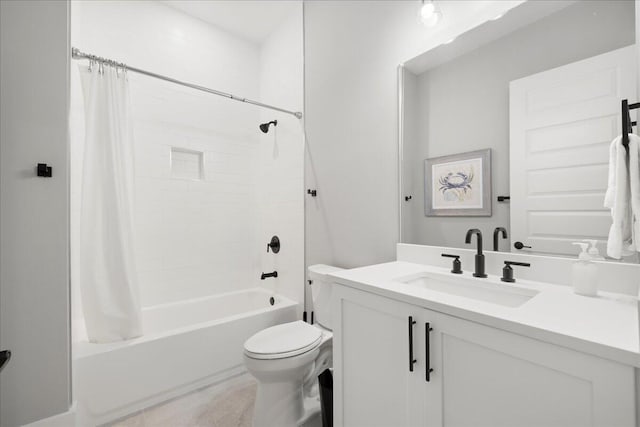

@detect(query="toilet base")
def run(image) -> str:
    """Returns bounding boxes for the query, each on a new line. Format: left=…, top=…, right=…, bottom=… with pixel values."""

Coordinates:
left=299, top=395, right=322, bottom=427
left=252, top=379, right=306, bottom=427
left=252, top=382, right=321, bottom=427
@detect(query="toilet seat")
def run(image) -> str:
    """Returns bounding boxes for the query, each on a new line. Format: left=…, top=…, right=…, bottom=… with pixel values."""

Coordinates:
left=244, top=321, right=323, bottom=360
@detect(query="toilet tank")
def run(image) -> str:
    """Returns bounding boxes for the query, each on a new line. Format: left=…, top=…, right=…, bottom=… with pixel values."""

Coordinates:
left=308, top=264, right=343, bottom=331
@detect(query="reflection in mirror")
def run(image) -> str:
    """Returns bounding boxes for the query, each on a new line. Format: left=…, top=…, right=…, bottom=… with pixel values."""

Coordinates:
left=400, top=0, right=638, bottom=263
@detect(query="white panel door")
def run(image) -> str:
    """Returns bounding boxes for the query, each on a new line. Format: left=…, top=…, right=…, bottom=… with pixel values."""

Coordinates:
left=510, top=45, right=637, bottom=256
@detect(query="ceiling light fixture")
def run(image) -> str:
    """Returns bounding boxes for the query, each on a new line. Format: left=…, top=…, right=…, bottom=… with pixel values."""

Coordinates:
left=420, top=0, right=442, bottom=27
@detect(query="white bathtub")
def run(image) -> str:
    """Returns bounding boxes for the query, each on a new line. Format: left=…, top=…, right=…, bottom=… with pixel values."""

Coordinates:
left=73, top=288, right=298, bottom=425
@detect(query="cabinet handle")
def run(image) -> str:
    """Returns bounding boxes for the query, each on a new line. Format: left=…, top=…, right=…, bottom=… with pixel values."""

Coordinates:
left=408, top=316, right=417, bottom=372
left=425, top=322, right=434, bottom=382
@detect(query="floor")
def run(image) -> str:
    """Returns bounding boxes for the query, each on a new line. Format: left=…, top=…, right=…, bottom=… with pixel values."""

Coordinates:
left=107, top=376, right=257, bottom=427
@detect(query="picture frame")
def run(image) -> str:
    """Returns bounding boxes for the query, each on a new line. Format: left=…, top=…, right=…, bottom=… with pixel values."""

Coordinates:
left=424, top=149, right=492, bottom=217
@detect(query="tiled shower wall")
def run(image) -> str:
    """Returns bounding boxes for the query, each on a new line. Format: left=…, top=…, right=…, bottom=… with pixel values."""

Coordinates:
left=70, top=0, right=303, bottom=332
left=257, top=5, right=305, bottom=317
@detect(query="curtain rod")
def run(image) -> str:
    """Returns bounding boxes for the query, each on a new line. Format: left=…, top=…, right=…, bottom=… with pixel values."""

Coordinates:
left=71, top=48, right=303, bottom=119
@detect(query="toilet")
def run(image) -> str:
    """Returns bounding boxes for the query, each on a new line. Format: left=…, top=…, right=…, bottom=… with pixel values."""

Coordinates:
left=243, top=264, right=342, bottom=427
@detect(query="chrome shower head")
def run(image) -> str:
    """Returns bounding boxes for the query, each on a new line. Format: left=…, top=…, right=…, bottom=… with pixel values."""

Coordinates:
left=259, top=120, right=277, bottom=133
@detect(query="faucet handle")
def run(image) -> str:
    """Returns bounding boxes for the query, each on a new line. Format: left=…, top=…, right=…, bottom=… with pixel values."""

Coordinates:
left=501, top=261, right=531, bottom=283
left=441, top=254, right=463, bottom=274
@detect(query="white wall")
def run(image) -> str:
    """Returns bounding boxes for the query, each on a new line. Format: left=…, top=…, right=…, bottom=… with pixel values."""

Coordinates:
left=405, top=0, right=636, bottom=249
left=0, top=1, right=71, bottom=425
left=71, top=0, right=304, bottom=335
left=303, top=0, right=524, bottom=269
left=256, top=5, right=305, bottom=315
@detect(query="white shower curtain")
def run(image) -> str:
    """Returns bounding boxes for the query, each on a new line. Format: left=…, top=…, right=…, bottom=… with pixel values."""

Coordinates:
left=78, top=64, right=142, bottom=342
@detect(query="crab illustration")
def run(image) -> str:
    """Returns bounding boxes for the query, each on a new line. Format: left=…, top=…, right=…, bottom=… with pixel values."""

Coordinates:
left=439, top=170, right=474, bottom=194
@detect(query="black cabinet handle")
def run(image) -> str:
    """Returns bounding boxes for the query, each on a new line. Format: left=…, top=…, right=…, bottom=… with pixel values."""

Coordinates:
left=425, top=323, right=434, bottom=382
left=408, top=316, right=417, bottom=372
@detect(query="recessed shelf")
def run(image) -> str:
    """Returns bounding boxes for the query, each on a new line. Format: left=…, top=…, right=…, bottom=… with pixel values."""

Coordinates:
left=170, top=147, right=203, bottom=180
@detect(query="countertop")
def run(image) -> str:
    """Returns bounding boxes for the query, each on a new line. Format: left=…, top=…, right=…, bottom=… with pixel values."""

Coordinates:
left=328, top=261, right=640, bottom=367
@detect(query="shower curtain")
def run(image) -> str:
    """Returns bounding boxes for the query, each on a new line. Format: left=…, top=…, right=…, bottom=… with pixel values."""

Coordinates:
left=78, top=63, right=142, bottom=342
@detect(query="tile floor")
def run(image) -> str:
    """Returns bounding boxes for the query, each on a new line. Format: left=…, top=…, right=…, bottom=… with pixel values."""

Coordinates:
left=106, top=376, right=257, bottom=427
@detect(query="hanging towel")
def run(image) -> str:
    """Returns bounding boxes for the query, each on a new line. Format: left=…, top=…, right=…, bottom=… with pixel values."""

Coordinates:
left=628, top=134, right=640, bottom=252
left=605, top=135, right=634, bottom=259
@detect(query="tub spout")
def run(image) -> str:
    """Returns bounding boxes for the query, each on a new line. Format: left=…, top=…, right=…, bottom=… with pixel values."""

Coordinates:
left=261, top=271, right=278, bottom=280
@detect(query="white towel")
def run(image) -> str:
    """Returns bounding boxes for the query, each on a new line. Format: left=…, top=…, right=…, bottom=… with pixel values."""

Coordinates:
left=604, top=136, right=619, bottom=208
left=605, top=135, right=635, bottom=259
left=628, top=134, right=640, bottom=252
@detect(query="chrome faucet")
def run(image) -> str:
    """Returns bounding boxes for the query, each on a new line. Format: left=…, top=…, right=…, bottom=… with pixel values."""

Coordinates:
left=465, top=229, right=487, bottom=278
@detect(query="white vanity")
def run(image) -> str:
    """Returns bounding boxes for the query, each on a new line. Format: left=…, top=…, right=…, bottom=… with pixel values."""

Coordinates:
left=329, top=244, right=640, bottom=427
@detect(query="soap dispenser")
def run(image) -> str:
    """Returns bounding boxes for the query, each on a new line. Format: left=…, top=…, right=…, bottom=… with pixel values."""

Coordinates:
left=583, top=239, right=605, bottom=261
left=571, top=242, right=598, bottom=297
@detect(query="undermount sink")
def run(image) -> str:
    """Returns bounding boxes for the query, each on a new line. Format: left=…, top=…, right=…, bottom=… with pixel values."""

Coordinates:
left=396, top=271, right=540, bottom=308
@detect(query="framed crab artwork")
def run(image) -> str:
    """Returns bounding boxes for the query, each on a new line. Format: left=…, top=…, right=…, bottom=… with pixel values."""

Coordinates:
left=424, top=149, right=491, bottom=216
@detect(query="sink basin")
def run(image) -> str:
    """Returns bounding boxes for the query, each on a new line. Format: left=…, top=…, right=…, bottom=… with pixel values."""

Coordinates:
left=396, top=272, right=539, bottom=308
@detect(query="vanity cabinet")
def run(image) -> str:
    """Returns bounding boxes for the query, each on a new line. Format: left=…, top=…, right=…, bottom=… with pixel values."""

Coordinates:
left=333, top=285, right=637, bottom=427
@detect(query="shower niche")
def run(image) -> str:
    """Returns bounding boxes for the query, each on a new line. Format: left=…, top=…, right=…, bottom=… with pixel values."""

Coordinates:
left=170, top=147, right=203, bottom=181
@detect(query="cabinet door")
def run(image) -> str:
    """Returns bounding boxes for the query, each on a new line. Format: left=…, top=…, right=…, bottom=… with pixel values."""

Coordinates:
left=431, top=310, right=636, bottom=427
left=333, top=286, right=429, bottom=427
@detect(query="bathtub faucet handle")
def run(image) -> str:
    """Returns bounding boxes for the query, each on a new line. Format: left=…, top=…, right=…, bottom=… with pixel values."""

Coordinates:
left=266, top=236, right=280, bottom=254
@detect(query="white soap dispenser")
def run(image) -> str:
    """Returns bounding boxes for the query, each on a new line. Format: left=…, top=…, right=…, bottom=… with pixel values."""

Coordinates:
left=583, top=239, right=605, bottom=261
left=571, top=242, right=598, bottom=297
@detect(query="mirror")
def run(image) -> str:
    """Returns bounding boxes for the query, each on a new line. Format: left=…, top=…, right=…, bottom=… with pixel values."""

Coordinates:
left=400, top=0, right=638, bottom=262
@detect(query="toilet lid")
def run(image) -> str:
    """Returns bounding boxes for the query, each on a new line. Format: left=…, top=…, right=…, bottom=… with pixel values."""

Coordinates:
left=244, top=321, right=322, bottom=360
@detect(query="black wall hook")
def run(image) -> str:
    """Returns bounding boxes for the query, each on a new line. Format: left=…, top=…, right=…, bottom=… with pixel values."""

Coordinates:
left=307, top=189, right=317, bottom=197
left=36, top=163, right=52, bottom=177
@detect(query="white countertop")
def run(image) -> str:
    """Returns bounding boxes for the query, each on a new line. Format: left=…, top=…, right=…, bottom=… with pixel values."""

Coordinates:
left=329, top=261, right=640, bottom=368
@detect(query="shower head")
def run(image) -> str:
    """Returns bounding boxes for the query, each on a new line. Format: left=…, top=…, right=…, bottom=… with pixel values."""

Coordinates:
left=259, top=120, right=277, bottom=133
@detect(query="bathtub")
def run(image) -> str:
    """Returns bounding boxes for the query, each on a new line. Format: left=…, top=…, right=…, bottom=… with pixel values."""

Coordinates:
left=73, top=288, right=298, bottom=425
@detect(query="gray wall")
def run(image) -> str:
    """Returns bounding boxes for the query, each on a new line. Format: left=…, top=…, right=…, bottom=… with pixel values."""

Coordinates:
left=304, top=1, right=407, bottom=268
left=303, top=0, right=522, bottom=269
left=0, top=1, right=71, bottom=425
left=404, top=0, right=636, bottom=249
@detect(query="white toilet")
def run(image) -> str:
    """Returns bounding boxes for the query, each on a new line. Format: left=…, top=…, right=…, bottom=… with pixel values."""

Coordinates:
left=243, top=264, right=342, bottom=427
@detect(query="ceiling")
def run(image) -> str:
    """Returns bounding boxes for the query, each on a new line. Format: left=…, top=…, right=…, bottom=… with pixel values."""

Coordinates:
left=405, top=0, right=575, bottom=74
left=162, top=0, right=299, bottom=45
